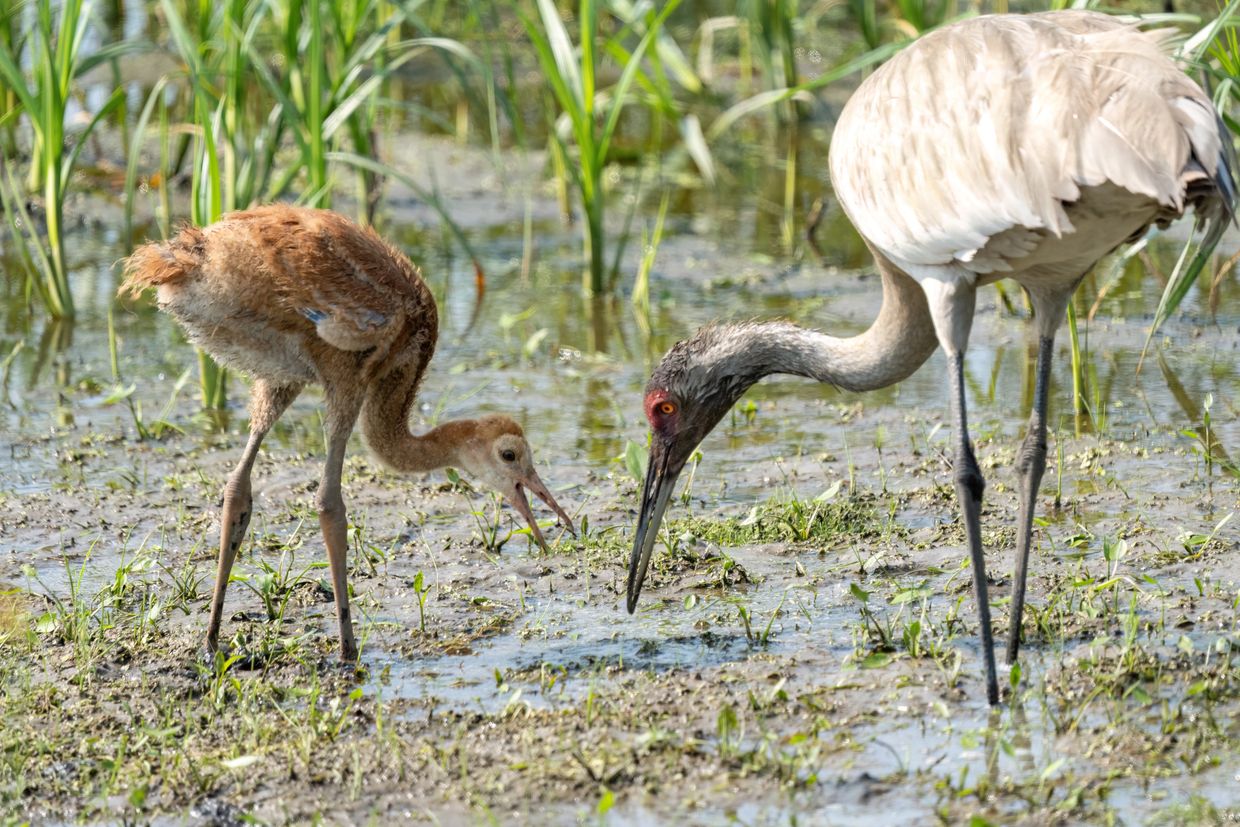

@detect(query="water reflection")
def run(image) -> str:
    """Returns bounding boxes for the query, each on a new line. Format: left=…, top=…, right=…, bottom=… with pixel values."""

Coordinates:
left=1, top=9, right=1239, bottom=500
left=4, top=220, right=1239, bottom=479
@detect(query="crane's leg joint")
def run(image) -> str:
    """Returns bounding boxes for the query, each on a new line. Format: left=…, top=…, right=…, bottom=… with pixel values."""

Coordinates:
left=954, top=448, right=986, bottom=503
left=316, top=488, right=345, bottom=520
left=1015, top=432, right=1047, bottom=477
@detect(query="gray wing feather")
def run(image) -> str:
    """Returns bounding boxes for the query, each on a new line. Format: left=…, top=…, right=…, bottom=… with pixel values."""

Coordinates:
left=830, top=12, right=1233, bottom=274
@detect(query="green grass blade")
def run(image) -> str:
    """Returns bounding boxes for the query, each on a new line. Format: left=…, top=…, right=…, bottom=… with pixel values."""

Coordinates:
left=322, top=44, right=439, bottom=140
left=601, top=37, right=677, bottom=117
left=307, top=0, right=326, bottom=202
left=1181, top=0, right=1240, bottom=61
left=679, top=114, right=715, bottom=185
left=1066, top=300, right=1088, bottom=418
left=579, top=0, right=596, bottom=121
left=708, top=41, right=902, bottom=140
left=520, top=8, right=586, bottom=129
left=631, top=190, right=670, bottom=310
left=191, top=96, right=223, bottom=226
left=0, top=33, right=36, bottom=116
left=327, top=150, right=484, bottom=275
left=1138, top=224, right=1218, bottom=369
left=242, top=33, right=311, bottom=160
left=606, top=0, right=701, bottom=93
left=534, top=0, right=583, bottom=114
left=61, top=87, right=125, bottom=184
left=158, top=0, right=206, bottom=78
left=597, top=0, right=681, bottom=165
left=0, top=164, right=55, bottom=310
left=198, top=349, right=228, bottom=410
left=124, top=76, right=175, bottom=243
left=75, top=38, right=147, bottom=77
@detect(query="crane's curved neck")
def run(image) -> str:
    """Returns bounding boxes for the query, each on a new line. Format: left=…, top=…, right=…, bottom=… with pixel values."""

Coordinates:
left=728, top=260, right=939, bottom=393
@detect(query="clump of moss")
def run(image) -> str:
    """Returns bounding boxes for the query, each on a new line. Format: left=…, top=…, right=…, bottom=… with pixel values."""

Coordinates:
left=673, top=492, right=890, bottom=547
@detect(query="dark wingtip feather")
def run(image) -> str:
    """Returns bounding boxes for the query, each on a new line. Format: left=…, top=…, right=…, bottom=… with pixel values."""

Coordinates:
left=1217, top=118, right=1238, bottom=229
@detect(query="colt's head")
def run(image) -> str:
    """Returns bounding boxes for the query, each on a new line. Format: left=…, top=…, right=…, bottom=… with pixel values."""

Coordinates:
left=453, top=415, right=574, bottom=549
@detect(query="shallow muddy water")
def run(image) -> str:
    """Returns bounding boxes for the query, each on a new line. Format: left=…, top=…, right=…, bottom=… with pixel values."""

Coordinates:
left=3, top=69, right=1240, bottom=827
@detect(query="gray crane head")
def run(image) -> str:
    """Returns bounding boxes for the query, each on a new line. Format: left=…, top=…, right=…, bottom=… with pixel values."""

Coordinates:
left=627, top=322, right=773, bottom=612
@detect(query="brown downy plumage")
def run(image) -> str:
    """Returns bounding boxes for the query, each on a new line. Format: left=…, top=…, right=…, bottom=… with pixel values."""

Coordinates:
left=122, top=204, right=574, bottom=661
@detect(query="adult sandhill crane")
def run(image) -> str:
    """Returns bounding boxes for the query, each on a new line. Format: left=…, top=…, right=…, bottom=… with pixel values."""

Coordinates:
left=122, top=205, right=574, bottom=661
left=626, top=11, right=1236, bottom=705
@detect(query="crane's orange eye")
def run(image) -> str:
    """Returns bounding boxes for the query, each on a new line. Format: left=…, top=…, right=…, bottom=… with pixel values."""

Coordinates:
left=658, top=401, right=677, bottom=416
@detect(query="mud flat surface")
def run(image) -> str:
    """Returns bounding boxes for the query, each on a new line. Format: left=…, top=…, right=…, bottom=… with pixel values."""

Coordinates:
left=2, top=135, right=1239, bottom=824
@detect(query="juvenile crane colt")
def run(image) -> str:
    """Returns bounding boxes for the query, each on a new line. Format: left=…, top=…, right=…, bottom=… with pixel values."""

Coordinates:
left=123, top=205, right=574, bottom=660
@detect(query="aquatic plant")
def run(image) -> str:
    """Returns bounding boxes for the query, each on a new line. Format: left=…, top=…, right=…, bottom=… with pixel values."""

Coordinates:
left=629, top=190, right=668, bottom=330
left=0, top=0, right=21, bottom=159
left=745, top=0, right=800, bottom=120
left=141, top=0, right=487, bottom=407
left=1138, top=0, right=1240, bottom=356
left=522, top=0, right=685, bottom=295
left=845, top=0, right=957, bottom=48
left=0, top=0, right=128, bottom=319
left=149, top=0, right=236, bottom=406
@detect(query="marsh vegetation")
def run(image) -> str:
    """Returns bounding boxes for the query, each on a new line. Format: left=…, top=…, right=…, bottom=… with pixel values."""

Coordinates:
left=0, top=0, right=1239, bottom=823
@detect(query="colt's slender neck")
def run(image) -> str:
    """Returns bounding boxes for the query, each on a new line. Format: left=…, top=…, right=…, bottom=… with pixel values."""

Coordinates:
left=364, top=419, right=468, bottom=473
left=360, top=362, right=473, bottom=473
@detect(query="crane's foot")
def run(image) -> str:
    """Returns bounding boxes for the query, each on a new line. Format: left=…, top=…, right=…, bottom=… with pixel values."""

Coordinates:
left=199, top=632, right=272, bottom=671
left=323, top=646, right=366, bottom=681
left=198, top=639, right=234, bottom=673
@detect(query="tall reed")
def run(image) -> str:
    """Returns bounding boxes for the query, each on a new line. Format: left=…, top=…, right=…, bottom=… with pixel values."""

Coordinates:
left=523, top=0, right=682, bottom=295
left=0, top=0, right=20, bottom=158
left=846, top=0, right=956, bottom=47
left=748, top=0, right=800, bottom=120
left=157, top=0, right=236, bottom=406
left=248, top=0, right=487, bottom=227
left=1137, top=0, right=1240, bottom=361
left=144, top=0, right=489, bottom=403
left=0, top=0, right=127, bottom=319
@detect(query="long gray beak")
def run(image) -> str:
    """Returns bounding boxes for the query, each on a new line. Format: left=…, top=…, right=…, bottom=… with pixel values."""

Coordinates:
left=626, top=442, right=681, bottom=613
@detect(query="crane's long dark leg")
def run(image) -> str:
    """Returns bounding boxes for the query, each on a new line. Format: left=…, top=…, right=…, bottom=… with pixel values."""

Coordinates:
left=1007, top=335, right=1054, bottom=664
left=924, top=278, right=999, bottom=705
left=947, top=351, right=999, bottom=705
left=318, top=390, right=364, bottom=661
left=207, top=380, right=303, bottom=654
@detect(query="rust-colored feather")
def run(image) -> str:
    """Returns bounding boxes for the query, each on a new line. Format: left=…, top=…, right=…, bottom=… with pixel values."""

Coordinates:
left=117, top=205, right=439, bottom=390
left=119, top=224, right=207, bottom=299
